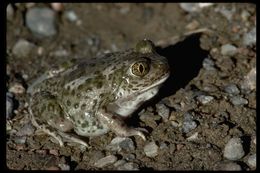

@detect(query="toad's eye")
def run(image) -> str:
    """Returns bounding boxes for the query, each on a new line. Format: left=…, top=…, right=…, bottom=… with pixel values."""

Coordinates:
left=131, top=59, right=150, bottom=77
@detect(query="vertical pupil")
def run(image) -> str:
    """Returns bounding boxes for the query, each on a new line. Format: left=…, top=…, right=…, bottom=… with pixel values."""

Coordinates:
left=139, top=64, right=144, bottom=73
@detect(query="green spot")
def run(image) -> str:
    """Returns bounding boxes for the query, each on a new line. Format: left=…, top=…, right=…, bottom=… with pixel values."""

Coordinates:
left=74, top=103, right=79, bottom=109
left=81, top=121, right=89, bottom=128
left=67, top=100, right=71, bottom=106
left=81, top=103, right=86, bottom=110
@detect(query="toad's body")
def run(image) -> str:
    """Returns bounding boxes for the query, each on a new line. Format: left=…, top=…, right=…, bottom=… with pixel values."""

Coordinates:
left=28, top=40, right=170, bottom=147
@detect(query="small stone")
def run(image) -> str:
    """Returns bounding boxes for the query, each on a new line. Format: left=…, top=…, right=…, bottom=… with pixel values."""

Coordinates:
left=117, top=162, right=139, bottom=170
left=179, top=3, right=213, bottom=12
left=26, top=7, right=57, bottom=37
left=12, top=39, right=35, bottom=58
left=243, top=27, right=256, bottom=46
left=94, top=155, right=117, bottom=168
left=16, top=122, right=35, bottom=136
left=214, top=161, right=242, bottom=171
left=144, top=141, right=158, bottom=157
left=107, top=137, right=135, bottom=151
left=241, top=68, right=256, bottom=91
left=203, top=57, right=215, bottom=71
left=221, top=44, right=237, bottom=56
left=9, top=82, right=26, bottom=94
left=241, top=10, right=251, bottom=21
left=124, top=153, right=135, bottom=161
left=64, top=10, right=78, bottom=22
left=7, top=4, right=14, bottom=21
left=247, top=154, right=256, bottom=168
left=36, top=149, right=47, bottom=155
left=6, top=92, right=14, bottom=120
left=58, top=163, right=70, bottom=170
left=155, top=102, right=170, bottom=122
left=51, top=3, right=64, bottom=12
left=159, top=142, right=168, bottom=149
left=13, top=136, right=27, bottom=144
left=46, top=166, right=61, bottom=170
left=224, top=137, right=245, bottom=160
left=49, top=149, right=59, bottom=156
left=196, top=95, right=214, bottom=104
left=230, top=96, right=248, bottom=106
left=185, top=20, right=200, bottom=30
left=114, top=159, right=126, bottom=167
left=182, top=113, right=197, bottom=133
left=186, top=132, right=199, bottom=141
left=224, top=84, right=240, bottom=95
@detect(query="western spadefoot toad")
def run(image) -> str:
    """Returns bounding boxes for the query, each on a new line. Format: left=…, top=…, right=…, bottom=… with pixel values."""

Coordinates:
left=28, top=39, right=170, bottom=147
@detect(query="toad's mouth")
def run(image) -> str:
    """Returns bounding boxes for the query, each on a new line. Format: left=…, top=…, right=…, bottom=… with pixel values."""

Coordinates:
left=115, top=72, right=170, bottom=105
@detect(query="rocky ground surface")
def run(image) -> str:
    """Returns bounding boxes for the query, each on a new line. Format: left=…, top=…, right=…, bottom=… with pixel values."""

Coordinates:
left=6, top=3, right=256, bottom=170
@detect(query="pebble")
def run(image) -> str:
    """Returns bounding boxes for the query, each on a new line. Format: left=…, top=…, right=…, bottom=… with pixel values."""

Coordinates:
left=224, top=84, right=240, bottom=95
left=247, top=153, right=256, bottom=168
left=215, top=6, right=235, bottom=21
left=230, top=96, right=248, bottom=106
left=221, top=44, right=238, bottom=56
left=202, top=57, right=215, bottom=71
left=223, top=137, right=245, bottom=160
left=13, top=136, right=27, bottom=144
left=182, top=113, right=197, bottom=133
left=94, top=155, right=117, bottom=168
left=243, top=27, right=256, bottom=46
left=26, top=7, right=57, bottom=37
left=58, top=163, right=70, bottom=170
left=179, top=3, right=213, bottom=12
left=144, top=141, right=159, bottom=157
left=16, top=122, right=35, bottom=136
left=49, top=149, right=59, bottom=156
left=241, top=67, right=256, bottom=91
left=6, top=92, right=14, bottom=120
left=9, top=82, right=26, bottom=94
left=7, top=4, right=14, bottom=21
left=214, top=161, right=242, bottom=171
left=117, top=162, right=139, bottom=170
left=12, top=39, right=35, bottom=58
left=155, top=102, right=170, bottom=122
left=51, top=3, right=64, bottom=12
left=124, top=153, right=136, bottom=161
left=106, top=137, right=135, bottom=152
left=196, top=95, right=214, bottom=104
left=185, top=20, right=200, bottom=30
left=186, top=132, right=199, bottom=141
left=64, top=10, right=78, bottom=22
left=113, top=159, right=126, bottom=167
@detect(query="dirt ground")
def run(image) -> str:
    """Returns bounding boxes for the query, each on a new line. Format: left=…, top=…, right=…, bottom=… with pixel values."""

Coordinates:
left=6, top=3, right=256, bottom=170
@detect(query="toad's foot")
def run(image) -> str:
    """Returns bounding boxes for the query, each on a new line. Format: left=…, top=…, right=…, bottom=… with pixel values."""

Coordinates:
left=98, top=108, right=147, bottom=140
left=57, top=131, right=91, bottom=148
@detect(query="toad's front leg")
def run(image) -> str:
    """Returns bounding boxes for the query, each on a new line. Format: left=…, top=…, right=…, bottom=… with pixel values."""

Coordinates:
left=97, top=107, right=147, bottom=140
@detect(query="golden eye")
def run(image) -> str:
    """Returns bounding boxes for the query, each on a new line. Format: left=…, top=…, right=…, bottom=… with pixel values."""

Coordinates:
left=131, top=60, right=150, bottom=77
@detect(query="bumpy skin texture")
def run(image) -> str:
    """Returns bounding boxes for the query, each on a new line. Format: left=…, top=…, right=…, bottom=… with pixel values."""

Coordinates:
left=28, top=39, right=170, bottom=147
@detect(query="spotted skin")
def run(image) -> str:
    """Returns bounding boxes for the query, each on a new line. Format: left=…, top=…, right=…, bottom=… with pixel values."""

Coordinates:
left=28, top=39, right=170, bottom=147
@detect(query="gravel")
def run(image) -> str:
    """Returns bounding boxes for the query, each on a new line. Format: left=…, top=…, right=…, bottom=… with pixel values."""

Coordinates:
left=16, top=122, right=35, bottom=136
left=94, top=155, right=117, bottom=168
left=6, top=92, right=14, bottom=120
left=7, top=4, right=14, bottom=21
left=247, top=154, right=256, bottom=168
left=224, top=84, right=240, bottom=95
left=223, top=137, right=245, bottom=160
left=196, top=95, right=214, bottom=104
left=26, top=7, right=57, bottom=37
left=214, top=161, right=242, bottom=171
left=241, top=67, right=256, bottom=91
left=243, top=27, right=256, bottom=46
left=155, top=102, right=170, bottom=122
left=117, top=162, right=139, bottom=170
left=106, top=137, right=135, bottom=152
left=12, top=39, right=35, bottom=58
left=64, top=10, right=78, bottom=22
left=179, top=3, right=213, bottom=12
left=221, top=44, right=237, bottom=56
left=202, top=57, right=216, bottom=71
left=13, top=136, right=27, bottom=144
left=144, top=141, right=159, bottom=157
left=182, top=112, right=197, bottom=133
left=230, top=96, right=248, bottom=106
